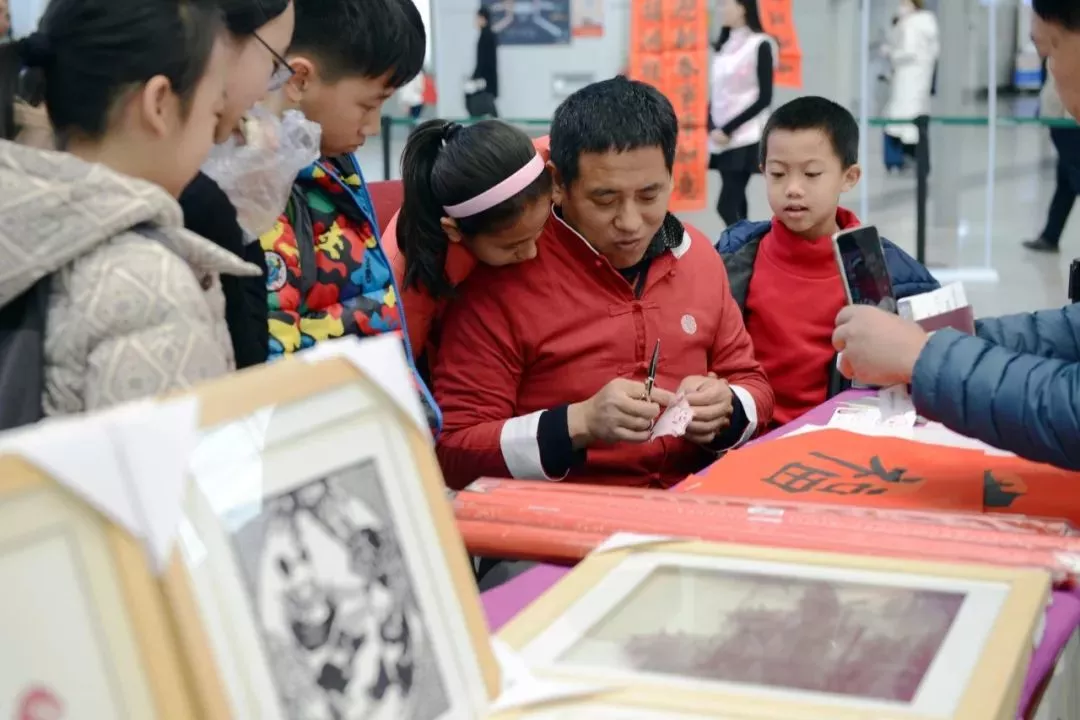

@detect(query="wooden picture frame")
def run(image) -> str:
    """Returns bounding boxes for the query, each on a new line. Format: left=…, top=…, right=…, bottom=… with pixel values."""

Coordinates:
left=499, top=540, right=1050, bottom=720
left=164, top=353, right=498, bottom=720
left=492, top=695, right=753, bottom=719
left=0, top=455, right=201, bottom=719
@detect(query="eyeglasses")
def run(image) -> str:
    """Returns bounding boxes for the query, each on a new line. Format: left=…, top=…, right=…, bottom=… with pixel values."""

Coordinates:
left=253, top=31, right=294, bottom=92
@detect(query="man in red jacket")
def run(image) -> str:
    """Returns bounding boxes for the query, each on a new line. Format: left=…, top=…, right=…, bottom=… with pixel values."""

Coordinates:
left=433, top=77, right=774, bottom=490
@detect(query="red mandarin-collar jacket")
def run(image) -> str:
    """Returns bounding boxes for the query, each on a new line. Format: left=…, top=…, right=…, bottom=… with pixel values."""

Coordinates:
left=433, top=212, right=774, bottom=490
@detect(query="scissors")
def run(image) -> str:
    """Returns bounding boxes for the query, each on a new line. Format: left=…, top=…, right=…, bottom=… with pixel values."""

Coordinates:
left=644, top=339, right=660, bottom=402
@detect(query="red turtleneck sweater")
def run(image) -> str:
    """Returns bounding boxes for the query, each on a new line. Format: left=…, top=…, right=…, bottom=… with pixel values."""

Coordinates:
left=744, top=208, right=860, bottom=426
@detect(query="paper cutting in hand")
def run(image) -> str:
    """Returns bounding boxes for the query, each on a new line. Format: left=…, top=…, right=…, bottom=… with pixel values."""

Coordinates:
left=651, top=393, right=693, bottom=440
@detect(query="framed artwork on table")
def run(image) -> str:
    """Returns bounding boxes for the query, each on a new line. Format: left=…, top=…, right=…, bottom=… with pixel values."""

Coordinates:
left=165, top=345, right=498, bottom=720
left=499, top=540, right=1050, bottom=720
left=0, top=455, right=201, bottom=720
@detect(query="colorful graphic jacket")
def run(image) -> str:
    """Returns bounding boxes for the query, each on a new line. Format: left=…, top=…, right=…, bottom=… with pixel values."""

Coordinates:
left=259, top=154, right=441, bottom=432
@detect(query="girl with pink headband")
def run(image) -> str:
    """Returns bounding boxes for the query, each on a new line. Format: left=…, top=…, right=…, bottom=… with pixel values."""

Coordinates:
left=381, top=119, right=553, bottom=365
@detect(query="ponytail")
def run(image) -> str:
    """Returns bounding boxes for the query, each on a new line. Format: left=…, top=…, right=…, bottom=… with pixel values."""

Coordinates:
left=399, top=119, right=457, bottom=299
left=398, top=118, right=552, bottom=300
left=1, top=35, right=51, bottom=144
left=0, top=41, right=20, bottom=141
left=0, top=0, right=223, bottom=147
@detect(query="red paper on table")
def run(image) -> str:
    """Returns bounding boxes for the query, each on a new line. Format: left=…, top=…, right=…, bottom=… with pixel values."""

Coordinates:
left=629, top=0, right=708, bottom=212
left=683, top=429, right=1080, bottom=525
left=682, top=430, right=985, bottom=510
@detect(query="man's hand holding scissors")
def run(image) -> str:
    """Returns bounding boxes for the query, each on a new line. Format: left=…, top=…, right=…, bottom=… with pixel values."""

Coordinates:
left=567, top=340, right=673, bottom=447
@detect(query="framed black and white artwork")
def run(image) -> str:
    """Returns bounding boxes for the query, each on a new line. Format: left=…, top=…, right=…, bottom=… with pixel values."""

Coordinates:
left=499, top=540, right=1050, bottom=720
left=170, top=338, right=498, bottom=719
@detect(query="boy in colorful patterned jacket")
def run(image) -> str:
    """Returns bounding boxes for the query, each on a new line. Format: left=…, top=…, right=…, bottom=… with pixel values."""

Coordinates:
left=259, top=0, right=439, bottom=427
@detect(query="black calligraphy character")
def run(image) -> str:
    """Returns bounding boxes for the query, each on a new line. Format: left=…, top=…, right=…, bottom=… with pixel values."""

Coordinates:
left=674, top=26, right=697, bottom=51
left=810, top=452, right=922, bottom=485
left=676, top=145, right=699, bottom=166
left=677, top=56, right=698, bottom=79
left=674, top=0, right=697, bottom=22
left=641, top=59, right=663, bottom=85
left=642, top=29, right=663, bottom=53
left=762, top=462, right=840, bottom=494
left=642, top=0, right=663, bottom=22
left=678, top=83, right=698, bottom=111
left=983, top=470, right=1025, bottom=508
left=676, top=169, right=698, bottom=198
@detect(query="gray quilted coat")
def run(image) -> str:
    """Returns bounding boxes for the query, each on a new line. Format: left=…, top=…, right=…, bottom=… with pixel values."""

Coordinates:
left=0, top=140, right=260, bottom=415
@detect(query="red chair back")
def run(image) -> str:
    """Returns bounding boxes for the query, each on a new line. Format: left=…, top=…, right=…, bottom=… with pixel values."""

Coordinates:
left=368, top=180, right=404, bottom=234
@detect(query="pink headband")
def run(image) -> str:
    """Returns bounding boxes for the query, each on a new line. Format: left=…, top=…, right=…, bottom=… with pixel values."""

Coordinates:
left=442, top=153, right=546, bottom=219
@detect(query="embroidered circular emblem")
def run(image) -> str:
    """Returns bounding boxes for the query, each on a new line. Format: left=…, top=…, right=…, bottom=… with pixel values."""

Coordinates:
left=265, top=251, right=287, bottom=292
left=681, top=313, right=698, bottom=335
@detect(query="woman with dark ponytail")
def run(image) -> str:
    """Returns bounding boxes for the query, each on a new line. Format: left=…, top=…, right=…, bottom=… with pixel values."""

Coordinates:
left=0, top=0, right=256, bottom=417
left=383, top=119, right=552, bottom=362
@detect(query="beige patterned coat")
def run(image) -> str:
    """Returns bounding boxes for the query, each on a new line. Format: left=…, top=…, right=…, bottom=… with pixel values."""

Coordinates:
left=0, top=140, right=260, bottom=415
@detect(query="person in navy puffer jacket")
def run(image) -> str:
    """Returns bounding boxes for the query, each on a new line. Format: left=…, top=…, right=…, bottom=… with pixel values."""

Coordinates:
left=832, top=0, right=1080, bottom=472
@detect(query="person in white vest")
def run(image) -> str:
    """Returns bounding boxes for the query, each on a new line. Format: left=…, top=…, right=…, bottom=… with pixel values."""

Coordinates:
left=708, top=0, right=774, bottom=226
left=881, top=0, right=940, bottom=171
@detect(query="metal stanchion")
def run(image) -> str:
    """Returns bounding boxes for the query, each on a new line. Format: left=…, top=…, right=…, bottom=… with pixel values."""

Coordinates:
left=915, top=115, right=930, bottom=266
left=381, top=115, right=392, bottom=181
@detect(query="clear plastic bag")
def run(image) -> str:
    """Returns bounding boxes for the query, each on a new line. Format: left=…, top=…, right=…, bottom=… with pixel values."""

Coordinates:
left=201, top=106, right=321, bottom=239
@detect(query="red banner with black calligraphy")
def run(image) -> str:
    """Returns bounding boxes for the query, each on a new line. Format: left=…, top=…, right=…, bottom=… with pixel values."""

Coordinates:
left=629, top=0, right=709, bottom=212
left=758, top=0, right=802, bottom=88
left=684, top=430, right=1080, bottom=526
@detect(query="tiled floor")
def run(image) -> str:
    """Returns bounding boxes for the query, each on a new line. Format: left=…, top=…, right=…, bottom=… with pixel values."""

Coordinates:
left=360, top=117, right=1076, bottom=318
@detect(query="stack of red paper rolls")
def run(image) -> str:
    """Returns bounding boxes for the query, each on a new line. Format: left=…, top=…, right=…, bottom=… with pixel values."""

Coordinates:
left=454, top=479, right=1080, bottom=585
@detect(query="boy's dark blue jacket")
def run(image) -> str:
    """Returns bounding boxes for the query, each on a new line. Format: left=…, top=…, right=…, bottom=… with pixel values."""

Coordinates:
left=716, top=219, right=939, bottom=310
left=716, top=219, right=939, bottom=398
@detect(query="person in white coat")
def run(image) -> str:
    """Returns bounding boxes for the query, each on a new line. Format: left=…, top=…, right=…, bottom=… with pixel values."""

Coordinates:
left=882, top=0, right=939, bottom=171
left=708, top=0, right=774, bottom=226
left=398, top=71, right=426, bottom=121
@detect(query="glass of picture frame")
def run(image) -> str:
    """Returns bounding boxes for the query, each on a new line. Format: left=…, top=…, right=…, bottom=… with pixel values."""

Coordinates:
left=499, top=540, right=1050, bottom=720
left=0, top=454, right=202, bottom=719
left=165, top=347, right=498, bottom=720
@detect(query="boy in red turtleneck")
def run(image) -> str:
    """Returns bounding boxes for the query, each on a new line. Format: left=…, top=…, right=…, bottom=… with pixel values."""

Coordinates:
left=717, top=96, right=938, bottom=427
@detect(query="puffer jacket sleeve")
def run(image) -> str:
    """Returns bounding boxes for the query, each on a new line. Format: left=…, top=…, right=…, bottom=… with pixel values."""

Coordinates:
left=53, top=238, right=234, bottom=413
left=974, top=304, right=1080, bottom=363
left=881, top=239, right=939, bottom=299
left=911, top=328, right=1080, bottom=470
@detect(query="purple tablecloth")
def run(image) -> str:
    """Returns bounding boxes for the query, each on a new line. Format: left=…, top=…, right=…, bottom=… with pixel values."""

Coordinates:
left=478, top=391, right=1080, bottom=717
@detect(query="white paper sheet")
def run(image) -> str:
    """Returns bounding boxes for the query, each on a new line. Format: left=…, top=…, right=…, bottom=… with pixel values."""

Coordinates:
left=297, top=334, right=428, bottom=434
left=898, top=282, right=969, bottom=321
left=488, top=638, right=615, bottom=714
left=0, top=413, right=140, bottom=531
left=592, top=532, right=684, bottom=555
left=0, top=397, right=201, bottom=572
left=106, top=398, right=201, bottom=572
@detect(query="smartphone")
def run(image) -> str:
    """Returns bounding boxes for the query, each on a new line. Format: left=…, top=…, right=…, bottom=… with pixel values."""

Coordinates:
left=832, top=225, right=898, bottom=314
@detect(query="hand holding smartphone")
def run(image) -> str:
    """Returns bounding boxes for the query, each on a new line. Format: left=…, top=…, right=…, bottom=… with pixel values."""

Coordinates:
left=832, top=225, right=897, bottom=314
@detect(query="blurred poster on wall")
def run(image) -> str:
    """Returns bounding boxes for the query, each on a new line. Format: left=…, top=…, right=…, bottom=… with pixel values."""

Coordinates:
left=629, top=0, right=709, bottom=213
left=484, top=0, right=571, bottom=46
left=759, top=0, right=802, bottom=88
left=571, top=0, right=604, bottom=38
